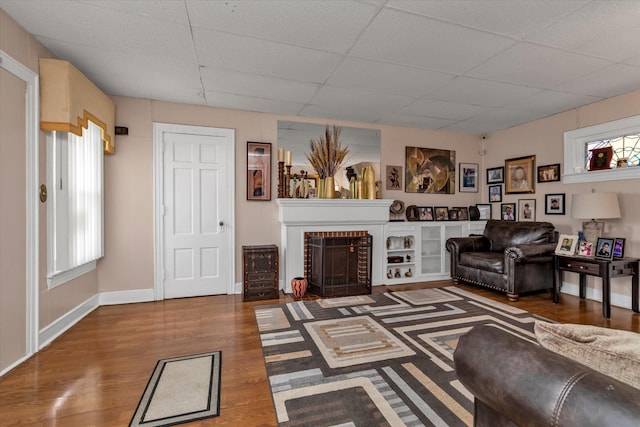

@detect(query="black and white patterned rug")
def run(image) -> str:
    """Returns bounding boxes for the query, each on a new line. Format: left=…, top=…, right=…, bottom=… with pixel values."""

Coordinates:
left=255, top=286, right=547, bottom=426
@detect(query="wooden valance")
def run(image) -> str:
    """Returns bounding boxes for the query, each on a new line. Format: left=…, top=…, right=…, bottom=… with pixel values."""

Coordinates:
left=39, top=58, right=116, bottom=154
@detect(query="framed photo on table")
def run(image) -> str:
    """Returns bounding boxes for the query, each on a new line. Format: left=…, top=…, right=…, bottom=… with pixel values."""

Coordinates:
left=595, top=237, right=615, bottom=260
left=247, top=141, right=271, bottom=201
left=505, top=155, right=535, bottom=194
left=613, top=238, right=625, bottom=258
left=577, top=240, right=594, bottom=257
left=476, top=204, right=492, bottom=220
left=434, top=206, right=449, bottom=221
left=556, top=234, right=579, bottom=255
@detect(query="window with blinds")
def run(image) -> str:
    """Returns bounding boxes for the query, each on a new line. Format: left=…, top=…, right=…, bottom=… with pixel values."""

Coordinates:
left=46, top=120, right=104, bottom=288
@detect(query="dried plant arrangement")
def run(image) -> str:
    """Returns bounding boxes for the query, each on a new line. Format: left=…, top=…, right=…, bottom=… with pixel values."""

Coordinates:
left=306, top=125, right=349, bottom=178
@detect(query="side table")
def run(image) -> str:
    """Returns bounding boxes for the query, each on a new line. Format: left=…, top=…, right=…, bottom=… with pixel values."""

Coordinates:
left=242, top=244, right=279, bottom=302
left=553, top=255, right=639, bottom=318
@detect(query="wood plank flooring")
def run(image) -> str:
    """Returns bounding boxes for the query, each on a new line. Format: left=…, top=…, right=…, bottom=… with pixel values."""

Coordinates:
left=0, top=281, right=638, bottom=426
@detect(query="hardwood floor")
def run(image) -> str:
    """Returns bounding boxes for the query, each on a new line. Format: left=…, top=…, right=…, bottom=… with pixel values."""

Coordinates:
left=0, top=281, right=638, bottom=426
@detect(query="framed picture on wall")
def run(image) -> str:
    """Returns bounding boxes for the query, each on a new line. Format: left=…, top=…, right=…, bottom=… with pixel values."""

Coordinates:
left=501, top=203, right=516, bottom=221
left=537, top=163, right=560, bottom=183
left=517, top=199, right=535, bottom=222
left=545, top=193, right=565, bottom=215
left=486, top=166, right=504, bottom=184
left=386, top=165, right=403, bottom=190
left=489, top=185, right=502, bottom=202
left=459, top=163, right=479, bottom=192
left=505, top=155, right=535, bottom=194
left=247, top=141, right=271, bottom=201
left=405, top=146, right=456, bottom=194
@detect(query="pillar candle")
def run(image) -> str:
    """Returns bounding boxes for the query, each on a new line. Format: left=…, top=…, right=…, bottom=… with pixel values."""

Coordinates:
left=285, top=150, right=292, bottom=166
left=278, top=148, right=284, bottom=162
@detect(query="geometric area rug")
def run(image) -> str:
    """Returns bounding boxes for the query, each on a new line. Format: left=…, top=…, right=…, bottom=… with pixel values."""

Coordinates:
left=255, top=286, right=549, bottom=426
left=129, top=351, right=221, bottom=427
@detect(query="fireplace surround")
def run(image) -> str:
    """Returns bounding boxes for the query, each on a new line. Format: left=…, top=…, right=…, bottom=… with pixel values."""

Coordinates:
left=276, top=199, right=392, bottom=293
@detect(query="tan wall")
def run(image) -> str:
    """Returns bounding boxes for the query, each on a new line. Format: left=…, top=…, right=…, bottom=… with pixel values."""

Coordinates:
left=99, top=97, right=481, bottom=292
left=102, top=91, right=640, bottom=306
left=1, top=9, right=99, bottom=373
left=483, top=89, right=640, bottom=300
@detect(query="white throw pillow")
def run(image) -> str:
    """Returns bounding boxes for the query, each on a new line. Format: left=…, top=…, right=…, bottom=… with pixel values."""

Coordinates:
left=535, top=321, right=640, bottom=389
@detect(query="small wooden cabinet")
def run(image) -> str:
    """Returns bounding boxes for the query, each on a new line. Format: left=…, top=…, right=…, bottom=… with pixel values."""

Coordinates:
left=242, top=245, right=279, bottom=302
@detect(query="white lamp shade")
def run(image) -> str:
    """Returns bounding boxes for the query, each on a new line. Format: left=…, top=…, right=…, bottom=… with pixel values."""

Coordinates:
left=571, top=192, right=621, bottom=220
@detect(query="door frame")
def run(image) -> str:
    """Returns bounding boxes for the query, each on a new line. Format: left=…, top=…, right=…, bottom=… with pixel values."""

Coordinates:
left=152, top=123, right=236, bottom=300
left=0, top=50, right=39, bottom=367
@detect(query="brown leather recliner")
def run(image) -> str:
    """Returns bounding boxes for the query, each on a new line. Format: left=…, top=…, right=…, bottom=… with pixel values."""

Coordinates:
left=445, top=219, right=556, bottom=301
left=454, top=326, right=640, bottom=427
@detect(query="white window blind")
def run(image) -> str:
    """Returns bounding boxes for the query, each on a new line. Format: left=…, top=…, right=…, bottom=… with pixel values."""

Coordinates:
left=47, top=120, right=104, bottom=287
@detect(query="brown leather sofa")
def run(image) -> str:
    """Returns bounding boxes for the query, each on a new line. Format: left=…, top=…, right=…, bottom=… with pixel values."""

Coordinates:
left=454, top=325, right=640, bottom=427
left=445, top=220, right=556, bottom=301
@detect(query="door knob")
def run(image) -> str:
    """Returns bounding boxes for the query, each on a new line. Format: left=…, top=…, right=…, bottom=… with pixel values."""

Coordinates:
left=219, top=221, right=224, bottom=226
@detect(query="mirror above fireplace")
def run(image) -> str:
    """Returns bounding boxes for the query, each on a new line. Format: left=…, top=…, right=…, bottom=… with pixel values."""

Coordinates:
left=277, top=120, right=381, bottom=169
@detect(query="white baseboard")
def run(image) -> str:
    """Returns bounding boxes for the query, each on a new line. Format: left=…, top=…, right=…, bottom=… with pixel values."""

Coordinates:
left=0, top=352, right=33, bottom=377
left=560, top=282, right=632, bottom=310
left=38, top=294, right=100, bottom=349
left=99, top=289, right=155, bottom=305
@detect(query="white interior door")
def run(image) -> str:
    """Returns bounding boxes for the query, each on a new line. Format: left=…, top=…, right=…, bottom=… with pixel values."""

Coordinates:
left=157, top=124, right=234, bottom=299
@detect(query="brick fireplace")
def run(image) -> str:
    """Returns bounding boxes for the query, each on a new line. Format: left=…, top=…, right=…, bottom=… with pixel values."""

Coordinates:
left=276, top=199, right=393, bottom=293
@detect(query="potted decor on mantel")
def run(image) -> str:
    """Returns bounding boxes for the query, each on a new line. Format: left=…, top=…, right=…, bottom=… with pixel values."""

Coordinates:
left=306, top=125, right=349, bottom=198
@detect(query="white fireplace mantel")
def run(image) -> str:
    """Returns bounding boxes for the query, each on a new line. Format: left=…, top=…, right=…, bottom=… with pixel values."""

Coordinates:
left=277, top=199, right=393, bottom=292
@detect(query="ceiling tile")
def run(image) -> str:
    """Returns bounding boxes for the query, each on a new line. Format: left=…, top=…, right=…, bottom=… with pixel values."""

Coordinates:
left=399, top=99, right=486, bottom=121
left=200, top=69, right=320, bottom=103
left=204, top=91, right=305, bottom=115
left=427, top=77, right=543, bottom=107
left=310, top=85, right=414, bottom=113
left=192, top=27, right=342, bottom=83
left=187, top=0, right=379, bottom=53
left=388, top=0, right=588, bottom=39
left=527, top=1, right=640, bottom=62
left=326, top=57, right=455, bottom=97
left=350, top=8, right=516, bottom=74
left=377, top=113, right=458, bottom=131
left=553, top=64, right=640, bottom=98
left=504, top=90, right=602, bottom=116
left=468, top=42, right=612, bottom=88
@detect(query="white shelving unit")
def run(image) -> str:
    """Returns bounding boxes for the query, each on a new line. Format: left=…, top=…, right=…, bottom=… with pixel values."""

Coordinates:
left=384, top=223, right=416, bottom=284
left=385, top=221, right=486, bottom=284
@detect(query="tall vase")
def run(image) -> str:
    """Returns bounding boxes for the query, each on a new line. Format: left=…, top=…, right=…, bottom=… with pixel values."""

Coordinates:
left=317, top=178, right=325, bottom=198
left=325, top=176, right=335, bottom=199
left=291, top=277, right=308, bottom=300
left=363, top=167, right=376, bottom=199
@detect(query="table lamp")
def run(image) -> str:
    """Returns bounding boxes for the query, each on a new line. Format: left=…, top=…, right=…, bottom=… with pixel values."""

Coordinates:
left=571, top=191, right=621, bottom=243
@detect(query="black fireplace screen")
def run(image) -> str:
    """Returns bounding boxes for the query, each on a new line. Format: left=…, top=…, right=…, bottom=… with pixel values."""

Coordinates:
left=306, top=234, right=372, bottom=297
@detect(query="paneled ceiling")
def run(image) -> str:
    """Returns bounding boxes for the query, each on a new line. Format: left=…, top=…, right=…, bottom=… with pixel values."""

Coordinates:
left=2, top=0, right=640, bottom=135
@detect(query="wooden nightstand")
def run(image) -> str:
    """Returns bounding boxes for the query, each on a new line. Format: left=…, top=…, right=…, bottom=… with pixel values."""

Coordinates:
left=553, top=254, right=639, bottom=318
left=242, top=245, right=279, bottom=302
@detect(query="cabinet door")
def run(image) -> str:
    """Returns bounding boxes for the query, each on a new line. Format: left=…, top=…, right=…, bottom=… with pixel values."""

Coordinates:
left=443, top=225, right=464, bottom=274
left=421, top=225, right=442, bottom=274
